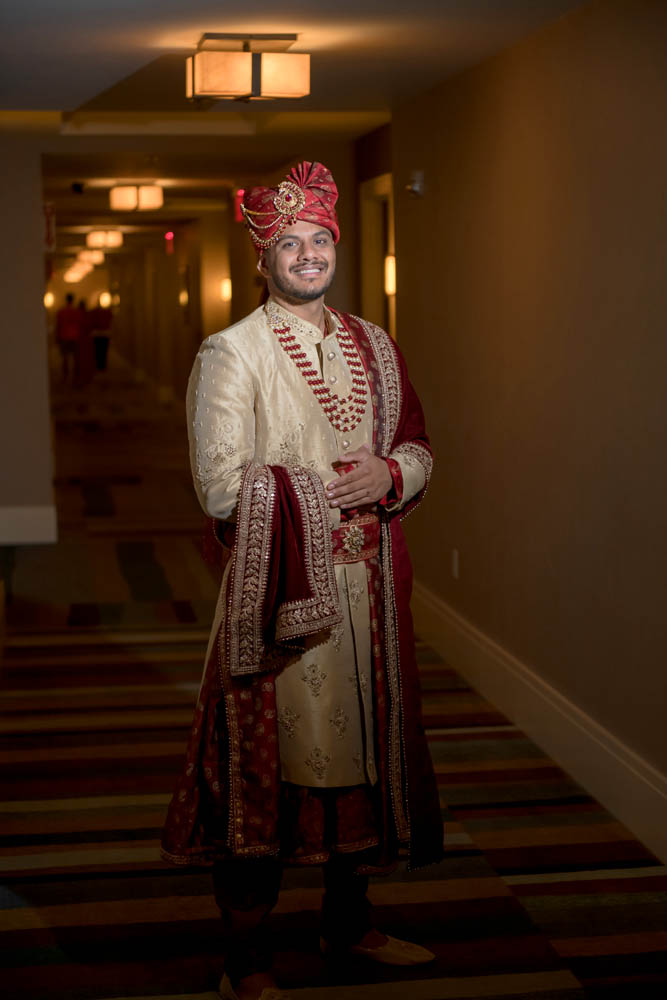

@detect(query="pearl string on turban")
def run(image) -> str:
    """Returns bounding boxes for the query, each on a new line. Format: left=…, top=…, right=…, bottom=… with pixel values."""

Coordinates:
left=241, top=161, right=340, bottom=250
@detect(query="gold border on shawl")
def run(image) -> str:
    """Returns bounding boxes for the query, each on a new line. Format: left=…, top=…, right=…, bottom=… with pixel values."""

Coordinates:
left=274, top=466, right=342, bottom=641
left=355, top=317, right=402, bottom=459
left=354, top=318, right=411, bottom=841
left=226, top=464, right=276, bottom=676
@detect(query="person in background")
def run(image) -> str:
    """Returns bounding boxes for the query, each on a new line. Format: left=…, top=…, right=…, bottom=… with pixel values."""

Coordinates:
left=54, top=292, right=81, bottom=383
left=74, top=299, right=95, bottom=388
left=90, top=296, right=113, bottom=372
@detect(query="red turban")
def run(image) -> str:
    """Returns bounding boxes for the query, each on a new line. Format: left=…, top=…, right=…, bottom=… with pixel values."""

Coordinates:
left=241, top=161, right=339, bottom=251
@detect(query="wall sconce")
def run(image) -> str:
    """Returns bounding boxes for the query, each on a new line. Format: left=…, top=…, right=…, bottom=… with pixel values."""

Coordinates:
left=384, top=255, right=396, bottom=297
left=78, top=249, right=105, bottom=265
left=110, top=184, right=163, bottom=211
left=87, top=230, right=123, bottom=249
left=99, top=291, right=112, bottom=309
left=44, top=291, right=55, bottom=308
left=186, top=34, right=310, bottom=101
left=179, top=289, right=189, bottom=307
left=220, top=277, right=232, bottom=302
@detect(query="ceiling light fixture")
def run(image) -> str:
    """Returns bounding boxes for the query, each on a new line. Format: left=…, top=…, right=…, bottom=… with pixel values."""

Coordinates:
left=186, top=33, right=310, bottom=101
left=78, top=249, right=105, bottom=265
left=87, top=230, right=124, bottom=249
left=137, top=185, right=164, bottom=210
left=109, top=184, right=163, bottom=211
left=110, top=185, right=138, bottom=211
left=64, top=261, right=93, bottom=283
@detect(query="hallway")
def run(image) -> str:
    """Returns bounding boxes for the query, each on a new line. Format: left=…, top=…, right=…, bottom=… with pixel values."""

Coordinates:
left=2, top=359, right=666, bottom=998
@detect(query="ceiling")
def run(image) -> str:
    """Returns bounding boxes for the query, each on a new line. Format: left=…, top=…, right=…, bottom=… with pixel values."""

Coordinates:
left=4, top=1, right=585, bottom=114
left=5, top=1, right=585, bottom=246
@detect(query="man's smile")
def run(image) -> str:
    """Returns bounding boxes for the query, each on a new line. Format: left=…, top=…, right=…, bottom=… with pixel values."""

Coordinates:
left=292, top=264, right=326, bottom=276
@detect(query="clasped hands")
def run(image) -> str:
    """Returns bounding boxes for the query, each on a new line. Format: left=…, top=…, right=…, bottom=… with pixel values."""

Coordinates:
left=325, top=445, right=392, bottom=509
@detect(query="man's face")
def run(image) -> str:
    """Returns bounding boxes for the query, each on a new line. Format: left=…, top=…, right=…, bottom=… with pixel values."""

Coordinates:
left=260, top=219, right=336, bottom=303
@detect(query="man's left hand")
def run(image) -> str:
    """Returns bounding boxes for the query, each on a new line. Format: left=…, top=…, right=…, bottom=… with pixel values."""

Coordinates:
left=325, top=446, right=392, bottom=508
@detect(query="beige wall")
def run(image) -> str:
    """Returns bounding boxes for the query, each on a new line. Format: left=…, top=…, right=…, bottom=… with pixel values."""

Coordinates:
left=0, top=137, right=56, bottom=541
left=394, top=0, right=667, bottom=773
left=199, top=206, right=233, bottom=340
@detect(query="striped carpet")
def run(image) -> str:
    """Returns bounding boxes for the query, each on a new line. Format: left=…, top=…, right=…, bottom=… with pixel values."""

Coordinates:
left=2, top=354, right=666, bottom=998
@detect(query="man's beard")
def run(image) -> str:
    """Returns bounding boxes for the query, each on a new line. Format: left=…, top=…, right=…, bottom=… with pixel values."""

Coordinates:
left=270, top=262, right=335, bottom=302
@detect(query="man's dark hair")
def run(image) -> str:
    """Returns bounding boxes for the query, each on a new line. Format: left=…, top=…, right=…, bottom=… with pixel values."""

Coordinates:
left=65, top=293, right=75, bottom=305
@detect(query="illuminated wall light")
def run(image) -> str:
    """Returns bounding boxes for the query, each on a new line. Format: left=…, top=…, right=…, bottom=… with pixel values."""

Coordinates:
left=259, top=52, right=310, bottom=98
left=110, top=185, right=138, bottom=211
left=44, top=291, right=55, bottom=308
left=137, top=185, right=164, bottom=210
left=111, top=293, right=121, bottom=307
left=220, top=277, right=232, bottom=302
left=99, top=291, right=112, bottom=309
left=179, top=289, right=189, bottom=307
left=384, top=254, right=396, bottom=297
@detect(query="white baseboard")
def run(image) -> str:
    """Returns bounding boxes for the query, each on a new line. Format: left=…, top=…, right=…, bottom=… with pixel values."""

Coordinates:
left=412, top=580, right=667, bottom=864
left=0, top=505, right=58, bottom=544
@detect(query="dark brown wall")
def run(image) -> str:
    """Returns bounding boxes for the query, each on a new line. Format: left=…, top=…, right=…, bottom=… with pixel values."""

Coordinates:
left=393, top=0, right=667, bottom=773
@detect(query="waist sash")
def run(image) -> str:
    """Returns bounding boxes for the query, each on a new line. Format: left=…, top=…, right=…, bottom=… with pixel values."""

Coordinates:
left=332, top=511, right=380, bottom=563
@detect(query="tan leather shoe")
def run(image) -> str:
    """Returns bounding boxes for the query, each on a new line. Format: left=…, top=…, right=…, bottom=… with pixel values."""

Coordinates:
left=218, top=972, right=292, bottom=1000
left=320, top=933, right=435, bottom=966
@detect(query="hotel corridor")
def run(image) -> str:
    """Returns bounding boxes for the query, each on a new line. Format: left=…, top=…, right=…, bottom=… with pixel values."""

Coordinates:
left=1, top=352, right=666, bottom=999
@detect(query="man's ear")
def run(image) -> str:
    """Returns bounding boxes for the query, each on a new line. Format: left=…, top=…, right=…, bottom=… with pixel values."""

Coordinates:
left=257, top=253, right=269, bottom=277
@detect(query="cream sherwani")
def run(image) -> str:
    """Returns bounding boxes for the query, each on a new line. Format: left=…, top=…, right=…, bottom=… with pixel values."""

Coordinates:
left=188, top=299, right=425, bottom=789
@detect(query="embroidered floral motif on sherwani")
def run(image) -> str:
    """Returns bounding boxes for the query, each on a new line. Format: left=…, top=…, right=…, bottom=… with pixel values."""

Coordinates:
left=348, top=579, right=364, bottom=608
left=329, top=707, right=349, bottom=739
left=278, top=707, right=300, bottom=738
left=300, top=663, right=327, bottom=697
left=305, top=746, right=331, bottom=780
left=329, top=622, right=344, bottom=652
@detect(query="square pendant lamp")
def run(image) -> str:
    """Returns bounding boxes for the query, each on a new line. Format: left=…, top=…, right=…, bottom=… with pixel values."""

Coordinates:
left=109, top=184, right=163, bottom=211
left=109, top=185, right=138, bottom=211
left=78, top=249, right=105, bottom=265
left=137, top=184, right=164, bottom=210
left=186, top=51, right=253, bottom=99
left=186, top=34, right=310, bottom=100
left=87, top=230, right=123, bottom=249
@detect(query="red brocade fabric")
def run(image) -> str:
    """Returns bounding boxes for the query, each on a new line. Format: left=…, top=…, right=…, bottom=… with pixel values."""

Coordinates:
left=241, top=161, right=340, bottom=250
left=224, top=463, right=342, bottom=677
left=161, top=312, right=443, bottom=872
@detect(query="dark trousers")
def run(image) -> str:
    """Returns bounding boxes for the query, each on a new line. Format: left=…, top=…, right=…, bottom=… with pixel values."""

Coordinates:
left=93, top=335, right=110, bottom=371
left=212, top=854, right=374, bottom=985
